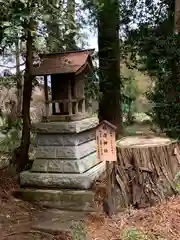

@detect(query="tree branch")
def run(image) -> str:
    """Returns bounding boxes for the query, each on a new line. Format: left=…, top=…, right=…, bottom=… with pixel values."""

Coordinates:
left=0, top=63, right=25, bottom=69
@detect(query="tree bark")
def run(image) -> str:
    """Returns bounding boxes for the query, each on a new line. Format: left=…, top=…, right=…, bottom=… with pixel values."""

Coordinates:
left=16, top=21, right=34, bottom=172
left=98, top=0, right=123, bottom=134
left=66, top=0, right=77, bottom=50
left=47, top=0, right=77, bottom=51
left=175, top=0, right=180, bottom=32
left=15, top=37, right=23, bottom=117
left=46, top=0, right=61, bottom=52
left=115, top=136, right=180, bottom=209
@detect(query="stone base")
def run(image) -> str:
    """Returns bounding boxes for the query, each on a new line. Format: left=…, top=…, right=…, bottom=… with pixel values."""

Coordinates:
left=45, top=112, right=90, bottom=122
left=20, top=117, right=103, bottom=213
left=33, top=117, right=99, bottom=134
left=20, top=162, right=105, bottom=190
left=35, top=140, right=96, bottom=159
left=31, top=152, right=99, bottom=174
left=15, top=189, right=96, bottom=212
left=36, top=129, right=95, bottom=146
left=31, top=209, right=87, bottom=236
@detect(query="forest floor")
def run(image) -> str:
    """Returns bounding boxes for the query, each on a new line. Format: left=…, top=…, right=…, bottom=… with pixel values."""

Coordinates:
left=1, top=173, right=180, bottom=240
left=0, top=123, right=179, bottom=240
left=87, top=195, right=180, bottom=240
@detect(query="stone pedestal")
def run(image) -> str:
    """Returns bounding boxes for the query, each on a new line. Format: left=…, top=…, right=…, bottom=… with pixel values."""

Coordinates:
left=20, top=117, right=105, bottom=211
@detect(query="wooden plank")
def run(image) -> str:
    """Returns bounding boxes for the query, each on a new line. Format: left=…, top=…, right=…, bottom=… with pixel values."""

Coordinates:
left=45, top=98, right=84, bottom=104
left=75, top=101, right=78, bottom=114
left=103, top=162, right=116, bottom=217
left=44, top=75, right=49, bottom=120
left=96, top=122, right=117, bottom=162
left=68, top=79, right=72, bottom=115
left=106, top=162, right=113, bottom=217
left=82, top=99, right=86, bottom=113
left=96, top=121, right=117, bottom=217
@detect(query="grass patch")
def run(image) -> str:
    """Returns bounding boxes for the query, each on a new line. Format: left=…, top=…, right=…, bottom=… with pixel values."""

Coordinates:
left=121, top=228, right=150, bottom=240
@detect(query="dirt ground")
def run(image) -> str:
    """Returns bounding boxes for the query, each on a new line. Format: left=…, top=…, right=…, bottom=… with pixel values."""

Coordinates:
left=87, top=195, right=180, bottom=240
left=0, top=124, right=180, bottom=240
left=2, top=192, right=180, bottom=240
left=0, top=170, right=66, bottom=240
left=1, top=170, right=180, bottom=240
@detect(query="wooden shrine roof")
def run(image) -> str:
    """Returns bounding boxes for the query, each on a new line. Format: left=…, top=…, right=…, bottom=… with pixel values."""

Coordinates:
left=32, top=49, right=94, bottom=76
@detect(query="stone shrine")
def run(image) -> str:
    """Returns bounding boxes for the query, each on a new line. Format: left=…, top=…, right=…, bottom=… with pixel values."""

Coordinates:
left=20, top=49, right=105, bottom=211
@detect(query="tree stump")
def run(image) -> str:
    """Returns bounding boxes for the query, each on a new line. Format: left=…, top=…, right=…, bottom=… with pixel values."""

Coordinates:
left=115, top=136, right=180, bottom=209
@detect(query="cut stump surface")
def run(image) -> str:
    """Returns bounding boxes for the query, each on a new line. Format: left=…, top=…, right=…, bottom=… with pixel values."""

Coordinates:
left=117, top=136, right=173, bottom=148
left=115, top=136, right=180, bottom=209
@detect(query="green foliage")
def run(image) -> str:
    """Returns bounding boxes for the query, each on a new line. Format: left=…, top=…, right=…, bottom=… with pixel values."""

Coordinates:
left=147, top=35, right=180, bottom=138
left=0, top=75, right=16, bottom=89
left=125, top=0, right=180, bottom=138
left=122, top=228, right=150, bottom=240
left=122, top=75, right=139, bottom=103
left=70, top=221, right=87, bottom=240
left=0, top=0, right=80, bottom=53
left=45, top=0, right=80, bottom=52
left=0, top=0, right=89, bottom=171
left=0, top=118, right=21, bottom=154
left=0, top=115, right=36, bottom=167
left=122, top=73, right=139, bottom=124
left=85, top=68, right=101, bottom=103
left=133, top=113, right=152, bottom=124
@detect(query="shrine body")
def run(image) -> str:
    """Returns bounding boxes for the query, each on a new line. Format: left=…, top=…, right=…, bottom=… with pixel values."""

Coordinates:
left=19, top=49, right=105, bottom=211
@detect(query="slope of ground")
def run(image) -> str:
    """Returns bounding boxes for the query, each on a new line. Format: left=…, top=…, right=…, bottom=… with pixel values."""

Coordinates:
left=0, top=123, right=179, bottom=240
left=87, top=196, right=180, bottom=240
left=1, top=166, right=180, bottom=240
left=0, top=170, right=70, bottom=240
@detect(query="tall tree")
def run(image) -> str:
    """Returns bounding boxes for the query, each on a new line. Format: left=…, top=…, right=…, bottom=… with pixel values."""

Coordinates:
left=46, top=0, right=62, bottom=52
left=17, top=18, right=34, bottom=172
left=15, top=37, right=23, bottom=118
left=98, top=0, right=122, bottom=134
left=46, top=0, right=78, bottom=52
left=66, top=0, right=77, bottom=50
left=1, top=0, right=71, bottom=171
left=124, top=0, right=180, bottom=138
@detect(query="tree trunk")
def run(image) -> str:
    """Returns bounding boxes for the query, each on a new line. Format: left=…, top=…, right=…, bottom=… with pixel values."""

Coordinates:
left=16, top=21, right=33, bottom=172
left=115, top=136, right=180, bottom=209
left=47, top=0, right=77, bottom=51
left=46, top=0, right=61, bottom=52
left=175, top=0, right=180, bottom=32
left=98, top=0, right=123, bottom=134
left=15, top=37, right=23, bottom=117
left=47, top=23, right=61, bottom=52
left=66, top=0, right=77, bottom=50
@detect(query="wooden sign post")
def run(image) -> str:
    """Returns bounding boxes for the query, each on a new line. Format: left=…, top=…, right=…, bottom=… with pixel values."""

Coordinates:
left=96, top=120, right=117, bottom=217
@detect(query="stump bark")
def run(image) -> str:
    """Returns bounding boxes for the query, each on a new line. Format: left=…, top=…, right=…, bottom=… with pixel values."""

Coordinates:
left=115, top=136, right=180, bottom=209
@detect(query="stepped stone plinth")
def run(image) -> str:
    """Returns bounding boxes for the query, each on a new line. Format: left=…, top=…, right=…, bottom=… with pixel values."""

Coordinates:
left=21, top=117, right=105, bottom=190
